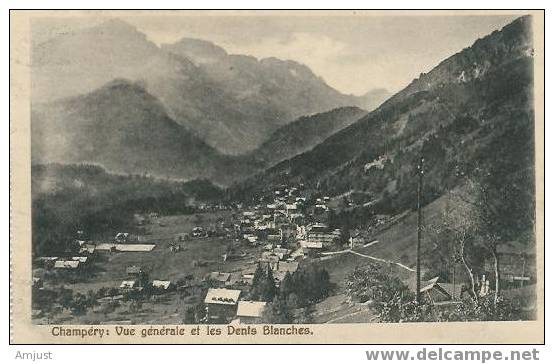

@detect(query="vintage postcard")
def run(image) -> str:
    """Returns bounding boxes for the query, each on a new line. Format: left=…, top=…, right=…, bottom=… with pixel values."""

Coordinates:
left=10, top=9, right=544, bottom=344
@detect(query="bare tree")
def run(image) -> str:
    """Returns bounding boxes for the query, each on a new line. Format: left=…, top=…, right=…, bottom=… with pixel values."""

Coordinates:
left=440, top=189, right=479, bottom=302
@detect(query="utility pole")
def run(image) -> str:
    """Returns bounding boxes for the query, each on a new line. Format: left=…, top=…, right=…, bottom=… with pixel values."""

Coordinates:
left=452, top=253, right=456, bottom=300
left=416, top=156, right=424, bottom=304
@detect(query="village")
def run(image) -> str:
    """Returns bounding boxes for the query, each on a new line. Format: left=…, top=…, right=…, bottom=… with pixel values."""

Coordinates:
left=31, top=183, right=359, bottom=324
left=31, top=181, right=536, bottom=325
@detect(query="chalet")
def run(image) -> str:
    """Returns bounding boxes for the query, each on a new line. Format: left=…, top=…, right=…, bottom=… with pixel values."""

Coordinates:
left=240, top=273, right=255, bottom=286
left=285, top=203, right=298, bottom=214
left=296, top=225, right=307, bottom=240
left=120, top=280, right=141, bottom=291
left=300, top=240, right=323, bottom=257
left=260, top=252, right=280, bottom=270
left=118, top=244, right=155, bottom=252
left=407, top=276, right=465, bottom=304
left=71, top=256, right=88, bottom=264
left=79, top=244, right=96, bottom=255
left=54, top=260, right=80, bottom=270
left=236, top=301, right=267, bottom=324
left=224, top=272, right=242, bottom=287
left=206, top=272, right=232, bottom=287
left=96, top=243, right=155, bottom=252
left=126, top=266, right=143, bottom=277
left=242, top=211, right=256, bottom=218
left=243, top=234, right=258, bottom=245
left=204, top=288, right=241, bottom=323
left=152, top=280, right=173, bottom=291
left=419, top=277, right=456, bottom=303
left=307, top=223, right=340, bottom=249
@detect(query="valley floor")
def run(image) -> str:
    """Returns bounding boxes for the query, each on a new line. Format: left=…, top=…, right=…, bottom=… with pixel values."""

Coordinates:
left=32, top=193, right=537, bottom=324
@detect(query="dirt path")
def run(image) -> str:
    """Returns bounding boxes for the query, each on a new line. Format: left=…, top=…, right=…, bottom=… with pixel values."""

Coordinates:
left=321, top=245, right=415, bottom=272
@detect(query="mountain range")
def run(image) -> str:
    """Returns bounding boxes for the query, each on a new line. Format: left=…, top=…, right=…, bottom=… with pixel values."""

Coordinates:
left=232, top=16, right=535, bottom=220
left=32, top=19, right=389, bottom=155
left=32, top=79, right=257, bottom=185
left=32, top=14, right=534, bottom=218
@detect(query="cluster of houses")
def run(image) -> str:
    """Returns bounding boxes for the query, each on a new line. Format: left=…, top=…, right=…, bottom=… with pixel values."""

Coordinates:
left=194, top=186, right=350, bottom=324
left=34, top=232, right=158, bottom=296
left=36, top=256, right=90, bottom=272
left=203, top=288, right=266, bottom=324
left=237, top=185, right=342, bottom=255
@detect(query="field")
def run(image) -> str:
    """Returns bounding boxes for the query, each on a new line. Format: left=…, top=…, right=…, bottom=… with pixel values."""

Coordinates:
left=34, top=211, right=265, bottom=324
left=309, top=194, right=454, bottom=323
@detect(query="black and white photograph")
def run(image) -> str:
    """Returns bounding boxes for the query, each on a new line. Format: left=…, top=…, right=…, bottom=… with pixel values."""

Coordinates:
left=8, top=9, right=544, bottom=344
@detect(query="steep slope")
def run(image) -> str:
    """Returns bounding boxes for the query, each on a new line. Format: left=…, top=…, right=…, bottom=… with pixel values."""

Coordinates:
left=161, top=39, right=365, bottom=154
left=31, top=79, right=255, bottom=184
left=32, top=19, right=161, bottom=102
left=32, top=20, right=377, bottom=154
left=250, top=106, right=368, bottom=167
left=232, top=16, right=535, bottom=218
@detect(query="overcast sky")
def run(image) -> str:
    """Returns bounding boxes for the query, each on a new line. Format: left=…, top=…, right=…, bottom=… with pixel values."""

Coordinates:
left=35, top=13, right=520, bottom=95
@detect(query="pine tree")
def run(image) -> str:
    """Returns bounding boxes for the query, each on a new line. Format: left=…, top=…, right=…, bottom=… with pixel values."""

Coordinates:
left=279, top=271, right=294, bottom=300
left=263, top=296, right=294, bottom=324
left=249, top=263, right=266, bottom=300
left=261, top=266, right=277, bottom=302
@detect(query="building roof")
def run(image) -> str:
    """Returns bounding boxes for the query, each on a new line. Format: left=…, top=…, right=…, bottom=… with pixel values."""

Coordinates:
left=204, top=288, right=241, bottom=305
left=116, top=244, right=155, bottom=252
left=38, top=257, right=58, bottom=261
left=71, top=256, right=88, bottom=263
left=420, top=276, right=440, bottom=292
left=152, top=280, right=172, bottom=290
left=208, top=272, right=231, bottom=282
left=300, top=240, right=323, bottom=249
left=407, top=276, right=455, bottom=300
left=277, top=261, right=299, bottom=273
left=437, top=282, right=463, bottom=299
left=96, top=243, right=156, bottom=252
left=54, top=260, right=80, bottom=269
left=237, top=301, right=266, bottom=318
left=79, top=245, right=96, bottom=254
left=120, top=280, right=137, bottom=288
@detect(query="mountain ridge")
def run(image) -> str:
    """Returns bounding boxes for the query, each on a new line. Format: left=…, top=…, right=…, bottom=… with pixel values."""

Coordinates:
left=231, top=16, right=535, bottom=220
left=31, top=78, right=260, bottom=185
left=32, top=19, right=385, bottom=154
